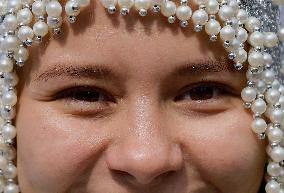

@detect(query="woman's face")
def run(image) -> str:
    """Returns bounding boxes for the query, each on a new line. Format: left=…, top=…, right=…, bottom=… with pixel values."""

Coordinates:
left=15, top=1, right=266, bottom=193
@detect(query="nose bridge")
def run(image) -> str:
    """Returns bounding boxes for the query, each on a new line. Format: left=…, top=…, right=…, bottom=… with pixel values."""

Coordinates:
left=105, top=94, right=183, bottom=185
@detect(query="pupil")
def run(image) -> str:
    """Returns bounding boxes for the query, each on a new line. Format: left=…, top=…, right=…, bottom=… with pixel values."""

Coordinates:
left=74, top=90, right=101, bottom=102
left=189, top=86, right=214, bottom=100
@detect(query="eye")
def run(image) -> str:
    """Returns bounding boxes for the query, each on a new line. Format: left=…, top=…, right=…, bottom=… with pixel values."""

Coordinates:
left=174, top=82, right=231, bottom=102
left=54, top=86, right=114, bottom=103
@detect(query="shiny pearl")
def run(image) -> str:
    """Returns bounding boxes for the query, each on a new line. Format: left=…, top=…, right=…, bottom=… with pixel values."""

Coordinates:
left=4, top=164, right=17, bottom=179
left=33, top=21, right=48, bottom=37
left=266, top=180, right=281, bottom=193
left=17, top=26, right=34, bottom=42
left=205, top=19, right=221, bottom=35
left=4, top=184, right=19, bottom=193
left=227, top=0, right=239, bottom=14
left=32, top=1, right=46, bottom=16
left=2, top=35, right=19, bottom=52
left=270, top=109, right=284, bottom=123
left=218, top=5, right=234, bottom=21
left=272, top=0, right=284, bottom=5
left=193, top=0, right=207, bottom=5
left=118, top=0, right=134, bottom=8
left=161, top=1, right=176, bottom=17
left=7, top=0, right=21, bottom=12
left=245, top=17, right=261, bottom=32
left=134, top=0, right=150, bottom=10
left=268, top=128, right=283, bottom=143
left=264, top=32, right=279, bottom=48
left=278, top=27, right=284, bottom=42
left=248, top=51, right=264, bottom=67
left=251, top=98, right=266, bottom=114
left=2, top=124, right=17, bottom=140
left=17, top=8, right=33, bottom=25
left=101, top=0, right=117, bottom=8
left=272, top=79, right=280, bottom=90
left=0, top=56, right=13, bottom=73
left=176, top=5, right=192, bottom=21
left=265, top=89, right=280, bottom=104
left=220, top=25, right=235, bottom=41
left=14, top=47, right=29, bottom=63
left=267, top=162, right=281, bottom=177
left=1, top=106, right=16, bottom=120
left=21, top=0, right=34, bottom=6
left=279, top=96, right=284, bottom=107
left=248, top=31, right=264, bottom=47
left=46, top=0, right=63, bottom=17
left=192, top=9, right=208, bottom=25
left=241, top=87, right=256, bottom=102
left=271, top=146, right=284, bottom=163
left=263, top=53, right=273, bottom=65
left=236, top=9, right=248, bottom=24
left=2, top=91, right=17, bottom=106
left=0, top=1, right=7, bottom=15
left=65, top=1, right=81, bottom=16
left=3, top=14, right=18, bottom=31
left=251, top=118, right=267, bottom=134
left=235, top=48, right=247, bottom=63
left=262, top=70, right=275, bottom=84
left=47, top=16, right=63, bottom=28
left=77, top=0, right=91, bottom=7
left=236, top=27, right=248, bottom=43
left=206, top=0, right=219, bottom=14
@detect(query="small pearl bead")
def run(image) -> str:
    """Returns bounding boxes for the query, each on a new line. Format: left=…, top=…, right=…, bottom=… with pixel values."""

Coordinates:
left=251, top=118, right=267, bottom=134
left=278, top=27, right=284, bottom=42
left=264, top=32, right=279, bottom=48
left=245, top=17, right=261, bottom=32
left=4, top=184, right=19, bottom=193
left=220, top=25, right=235, bottom=41
left=265, top=89, right=280, bottom=104
left=33, top=21, right=49, bottom=37
left=205, top=19, right=221, bottom=35
left=251, top=98, right=266, bottom=114
left=218, top=5, right=234, bottom=21
left=65, top=1, right=81, bottom=16
left=2, top=91, right=17, bottom=106
left=266, top=180, right=281, bottom=193
left=241, top=87, right=256, bottom=102
left=268, top=128, right=283, bottom=143
left=236, top=27, right=248, bottom=43
left=0, top=56, right=13, bottom=73
left=236, top=9, right=248, bottom=24
left=161, top=1, right=176, bottom=17
left=267, top=162, right=281, bottom=176
left=192, top=9, right=208, bottom=25
left=248, top=51, right=264, bottom=67
left=176, top=5, right=192, bottom=21
left=248, top=31, right=264, bottom=47
left=271, top=146, right=284, bottom=163
left=3, top=14, right=18, bottom=31
left=17, top=8, right=33, bottom=25
left=134, top=0, right=150, bottom=10
left=118, top=0, right=134, bottom=9
left=206, top=0, right=219, bottom=15
left=46, top=0, right=63, bottom=17
left=32, top=1, right=46, bottom=16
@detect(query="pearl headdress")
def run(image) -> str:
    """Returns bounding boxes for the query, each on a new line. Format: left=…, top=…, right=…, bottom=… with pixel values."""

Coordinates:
left=0, top=0, right=283, bottom=192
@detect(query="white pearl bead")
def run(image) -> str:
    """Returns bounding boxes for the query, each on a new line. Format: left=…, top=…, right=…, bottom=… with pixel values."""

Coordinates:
left=101, top=0, right=117, bottom=8
left=17, top=26, right=34, bottom=42
left=278, top=27, right=284, bottom=42
left=192, top=9, right=208, bottom=25
left=251, top=98, right=266, bottom=114
left=262, top=70, right=275, bottom=84
left=193, top=0, right=207, bottom=5
left=0, top=156, right=8, bottom=170
left=14, top=46, right=29, bottom=63
left=161, top=1, right=176, bottom=17
left=248, top=51, right=264, bottom=67
left=3, top=14, right=18, bottom=31
left=227, top=0, right=239, bottom=14
left=267, top=162, right=281, bottom=177
left=0, top=1, right=7, bottom=15
left=46, top=0, right=62, bottom=17
left=265, top=89, right=280, bottom=104
left=1, top=106, right=16, bottom=120
left=77, top=0, right=91, bottom=7
left=2, top=124, right=17, bottom=140
left=272, top=79, right=280, bottom=90
left=206, top=0, right=219, bottom=14
left=270, top=109, right=284, bottom=123
left=4, top=184, right=19, bottom=193
left=33, top=21, right=48, bottom=37
left=4, top=164, right=17, bottom=179
left=7, top=0, right=21, bottom=12
left=2, top=91, right=17, bottom=106
left=32, top=1, right=46, bottom=16
left=65, top=1, right=81, bottom=16
left=264, top=32, right=279, bottom=48
left=236, top=27, right=248, bottom=43
left=236, top=9, right=248, bottom=24
left=248, top=31, right=264, bottom=47
left=245, top=17, right=261, bottom=32
left=2, top=35, right=19, bottom=52
left=218, top=5, right=234, bottom=21
left=241, top=87, right=256, bottom=102
left=0, top=56, right=13, bottom=73
left=235, top=47, right=247, bottom=63
left=271, top=146, right=284, bottom=162
left=279, top=96, right=284, bottom=107
left=220, top=25, right=235, bottom=41
left=268, top=128, right=283, bottom=143
left=266, top=180, right=281, bottom=193
left=263, top=53, right=273, bottom=65
left=251, top=118, right=267, bottom=134
left=17, top=8, right=33, bottom=25
left=134, top=0, right=150, bottom=10
left=21, top=0, right=34, bottom=6
left=176, top=5, right=192, bottom=21
left=271, top=0, right=284, bottom=5
left=118, top=0, right=134, bottom=8
left=205, top=19, right=221, bottom=35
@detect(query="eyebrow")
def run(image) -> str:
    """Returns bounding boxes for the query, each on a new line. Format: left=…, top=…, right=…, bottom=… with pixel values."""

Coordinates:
left=33, top=57, right=234, bottom=83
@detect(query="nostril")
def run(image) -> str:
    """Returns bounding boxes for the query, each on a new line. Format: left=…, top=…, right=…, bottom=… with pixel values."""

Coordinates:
left=111, top=169, right=136, bottom=182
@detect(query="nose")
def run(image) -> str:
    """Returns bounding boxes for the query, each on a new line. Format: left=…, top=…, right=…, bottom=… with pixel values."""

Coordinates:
left=105, top=98, right=183, bottom=186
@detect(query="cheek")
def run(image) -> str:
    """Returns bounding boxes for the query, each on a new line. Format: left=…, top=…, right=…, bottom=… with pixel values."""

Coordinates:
left=175, top=106, right=266, bottom=192
left=15, top=96, right=111, bottom=192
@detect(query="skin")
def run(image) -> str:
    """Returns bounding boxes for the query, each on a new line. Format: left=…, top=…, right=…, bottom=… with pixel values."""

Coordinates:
left=15, top=1, right=267, bottom=193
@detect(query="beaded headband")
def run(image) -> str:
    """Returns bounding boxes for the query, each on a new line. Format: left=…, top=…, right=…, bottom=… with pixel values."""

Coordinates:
left=0, top=0, right=284, bottom=192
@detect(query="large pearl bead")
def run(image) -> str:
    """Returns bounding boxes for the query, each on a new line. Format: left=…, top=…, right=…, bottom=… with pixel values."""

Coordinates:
left=65, top=1, right=81, bottom=16
left=267, top=162, right=281, bottom=177
left=236, top=27, right=248, bottom=43
left=0, top=56, right=13, bottom=73
left=241, top=87, right=256, bottom=102
left=251, top=98, right=266, bottom=114
left=101, top=0, right=118, bottom=8
left=4, top=183, right=19, bottom=193
left=17, top=26, right=34, bottom=42
left=2, top=124, right=17, bottom=140
left=33, top=21, right=49, bottom=37
left=192, top=9, right=208, bottom=25
left=17, top=8, right=33, bottom=25
left=248, top=31, right=264, bottom=47
left=161, top=0, right=176, bottom=17
left=245, top=17, right=261, bottom=32
left=218, top=5, right=234, bottom=21
left=268, top=128, right=283, bottom=143
left=2, top=90, right=17, bottom=106
left=251, top=118, right=267, bottom=134
left=264, top=32, right=279, bottom=48
left=265, top=89, right=280, bottom=104
left=176, top=5, right=192, bottom=21
left=236, top=9, right=248, bottom=24
left=270, top=146, right=284, bottom=163
left=46, top=0, right=63, bottom=17
left=205, top=19, right=221, bottom=35
left=134, top=0, right=151, bottom=10
left=3, top=14, right=18, bottom=31
left=220, top=25, right=235, bottom=41
left=32, top=0, right=46, bottom=16
left=118, top=0, right=134, bottom=9
left=206, top=0, right=219, bottom=14
left=248, top=51, right=264, bottom=67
